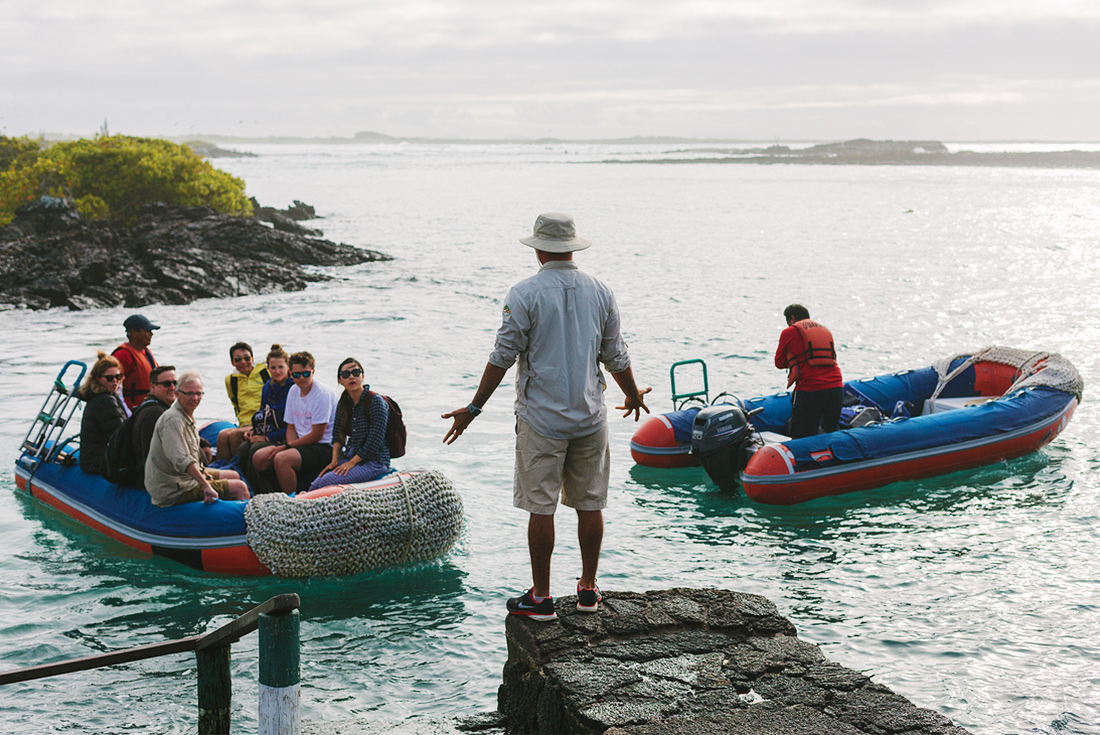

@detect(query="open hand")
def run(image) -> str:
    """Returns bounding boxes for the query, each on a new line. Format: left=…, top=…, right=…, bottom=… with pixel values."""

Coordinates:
left=441, top=407, right=475, bottom=445
left=616, top=386, right=652, bottom=421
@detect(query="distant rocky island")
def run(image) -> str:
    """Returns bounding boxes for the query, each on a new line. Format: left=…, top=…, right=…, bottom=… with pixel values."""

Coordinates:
left=172, top=134, right=1100, bottom=169
left=620, top=138, right=1100, bottom=168
left=183, top=131, right=733, bottom=146
left=0, top=198, right=389, bottom=311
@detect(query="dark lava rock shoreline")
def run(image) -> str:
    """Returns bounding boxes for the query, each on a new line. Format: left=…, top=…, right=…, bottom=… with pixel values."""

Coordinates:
left=0, top=199, right=390, bottom=311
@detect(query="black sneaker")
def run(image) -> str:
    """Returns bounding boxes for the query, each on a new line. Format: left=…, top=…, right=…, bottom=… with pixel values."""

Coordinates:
left=576, top=582, right=602, bottom=613
left=507, top=589, right=556, bottom=621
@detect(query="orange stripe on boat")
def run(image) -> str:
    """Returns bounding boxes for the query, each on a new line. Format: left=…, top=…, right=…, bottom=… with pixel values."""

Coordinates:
left=201, top=546, right=269, bottom=576
left=743, top=400, right=1075, bottom=505
left=29, top=482, right=154, bottom=554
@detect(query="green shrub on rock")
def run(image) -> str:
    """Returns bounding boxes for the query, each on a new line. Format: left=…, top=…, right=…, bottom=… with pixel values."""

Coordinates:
left=0, top=135, right=251, bottom=226
left=0, top=135, right=42, bottom=172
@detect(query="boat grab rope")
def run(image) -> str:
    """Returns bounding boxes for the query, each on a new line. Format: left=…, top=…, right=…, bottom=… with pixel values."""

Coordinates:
left=243, top=469, right=464, bottom=578
left=396, top=470, right=417, bottom=564
left=931, top=346, right=1084, bottom=403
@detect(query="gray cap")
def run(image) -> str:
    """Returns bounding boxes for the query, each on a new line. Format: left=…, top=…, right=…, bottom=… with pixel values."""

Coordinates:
left=519, top=212, right=591, bottom=253
left=123, top=314, right=160, bottom=331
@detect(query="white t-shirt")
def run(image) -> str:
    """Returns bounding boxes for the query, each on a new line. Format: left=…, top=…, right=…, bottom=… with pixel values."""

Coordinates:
left=283, top=380, right=338, bottom=444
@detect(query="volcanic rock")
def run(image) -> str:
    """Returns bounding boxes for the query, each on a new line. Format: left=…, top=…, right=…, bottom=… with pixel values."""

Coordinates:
left=499, top=588, right=970, bottom=735
left=0, top=198, right=390, bottom=311
left=251, top=197, right=323, bottom=236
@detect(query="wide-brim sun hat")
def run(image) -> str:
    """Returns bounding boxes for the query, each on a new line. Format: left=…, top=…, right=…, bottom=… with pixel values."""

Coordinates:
left=519, top=212, right=591, bottom=253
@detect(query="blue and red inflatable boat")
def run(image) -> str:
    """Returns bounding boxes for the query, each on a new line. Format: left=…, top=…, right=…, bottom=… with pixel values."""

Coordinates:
left=14, top=361, right=464, bottom=576
left=632, top=348, right=1082, bottom=504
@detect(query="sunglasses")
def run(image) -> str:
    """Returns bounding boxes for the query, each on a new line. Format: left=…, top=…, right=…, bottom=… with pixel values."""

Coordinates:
left=102, top=373, right=123, bottom=382
left=179, top=390, right=204, bottom=398
left=157, top=379, right=178, bottom=387
left=291, top=370, right=313, bottom=379
left=232, top=355, right=253, bottom=363
left=339, top=368, right=363, bottom=379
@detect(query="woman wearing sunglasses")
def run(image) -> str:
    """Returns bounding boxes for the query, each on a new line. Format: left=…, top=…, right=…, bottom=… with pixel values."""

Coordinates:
left=78, top=351, right=129, bottom=477
left=307, top=357, right=392, bottom=491
left=251, top=351, right=337, bottom=493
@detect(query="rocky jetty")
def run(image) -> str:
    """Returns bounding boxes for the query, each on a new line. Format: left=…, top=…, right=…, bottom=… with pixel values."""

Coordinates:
left=250, top=197, right=324, bottom=236
left=499, top=588, right=970, bottom=735
left=0, top=198, right=389, bottom=311
left=182, top=140, right=258, bottom=159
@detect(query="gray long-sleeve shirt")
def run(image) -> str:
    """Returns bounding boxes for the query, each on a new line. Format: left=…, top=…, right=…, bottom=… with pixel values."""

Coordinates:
left=488, top=260, right=631, bottom=440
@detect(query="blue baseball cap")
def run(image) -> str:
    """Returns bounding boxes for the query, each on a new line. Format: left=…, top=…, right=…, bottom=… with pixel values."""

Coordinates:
left=123, top=314, right=160, bottom=331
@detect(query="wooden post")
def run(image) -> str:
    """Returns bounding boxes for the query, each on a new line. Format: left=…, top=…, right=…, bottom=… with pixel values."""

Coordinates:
left=258, top=609, right=300, bottom=735
left=196, top=645, right=232, bottom=735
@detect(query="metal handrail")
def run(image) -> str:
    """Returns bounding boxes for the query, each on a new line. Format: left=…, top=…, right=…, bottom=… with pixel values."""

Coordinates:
left=0, top=593, right=301, bottom=734
left=670, top=359, right=709, bottom=409
left=19, top=360, right=86, bottom=468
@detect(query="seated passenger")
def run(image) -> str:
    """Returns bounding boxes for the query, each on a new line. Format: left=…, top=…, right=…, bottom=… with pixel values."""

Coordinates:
left=251, top=351, right=336, bottom=494
left=128, top=365, right=178, bottom=490
left=238, top=345, right=293, bottom=489
left=308, top=357, right=392, bottom=491
left=216, top=342, right=270, bottom=460
left=78, top=352, right=128, bottom=477
left=144, top=371, right=250, bottom=506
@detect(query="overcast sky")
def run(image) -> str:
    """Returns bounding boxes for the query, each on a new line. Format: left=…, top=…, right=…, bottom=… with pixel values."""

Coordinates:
left=4, top=0, right=1099, bottom=141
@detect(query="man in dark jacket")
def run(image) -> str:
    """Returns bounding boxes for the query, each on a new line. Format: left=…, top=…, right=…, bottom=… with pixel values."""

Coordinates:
left=129, top=365, right=177, bottom=489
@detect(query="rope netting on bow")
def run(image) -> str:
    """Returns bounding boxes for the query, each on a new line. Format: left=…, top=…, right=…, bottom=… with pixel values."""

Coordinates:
left=930, top=346, right=1083, bottom=404
left=244, top=469, right=464, bottom=578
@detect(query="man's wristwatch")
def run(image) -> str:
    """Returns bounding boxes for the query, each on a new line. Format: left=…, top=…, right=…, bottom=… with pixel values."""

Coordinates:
left=466, top=403, right=483, bottom=417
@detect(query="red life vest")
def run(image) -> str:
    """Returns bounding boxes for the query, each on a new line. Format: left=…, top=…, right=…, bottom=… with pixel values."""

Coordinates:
left=785, top=319, right=838, bottom=375
left=112, top=342, right=158, bottom=410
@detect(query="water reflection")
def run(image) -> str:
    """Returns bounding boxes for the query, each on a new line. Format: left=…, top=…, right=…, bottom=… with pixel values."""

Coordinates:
left=626, top=448, right=1068, bottom=532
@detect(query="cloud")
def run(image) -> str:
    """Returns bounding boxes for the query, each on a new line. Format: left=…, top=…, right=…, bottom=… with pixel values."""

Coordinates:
left=3, top=0, right=1100, bottom=139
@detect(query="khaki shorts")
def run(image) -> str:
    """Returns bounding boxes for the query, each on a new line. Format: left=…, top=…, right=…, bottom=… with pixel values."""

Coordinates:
left=514, top=419, right=609, bottom=514
left=176, top=469, right=233, bottom=504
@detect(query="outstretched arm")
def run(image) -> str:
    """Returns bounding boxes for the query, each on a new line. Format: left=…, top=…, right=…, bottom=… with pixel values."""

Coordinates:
left=442, top=362, right=509, bottom=444
left=611, top=366, right=652, bottom=421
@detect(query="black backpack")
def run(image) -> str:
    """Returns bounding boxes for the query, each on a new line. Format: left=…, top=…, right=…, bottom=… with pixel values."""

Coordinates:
left=251, top=404, right=284, bottom=437
left=103, top=402, right=157, bottom=485
left=368, top=391, right=407, bottom=458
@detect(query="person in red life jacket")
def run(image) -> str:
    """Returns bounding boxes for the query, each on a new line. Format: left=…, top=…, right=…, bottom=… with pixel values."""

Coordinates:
left=774, top=304, right=843, bottom=439
left=112, top=314, right=160, bottom=412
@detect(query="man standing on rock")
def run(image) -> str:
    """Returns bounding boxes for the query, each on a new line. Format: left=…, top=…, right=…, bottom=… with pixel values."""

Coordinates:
left=443, top=212, right=650, bottom=621
left=112, top=314, right=160, bottom=412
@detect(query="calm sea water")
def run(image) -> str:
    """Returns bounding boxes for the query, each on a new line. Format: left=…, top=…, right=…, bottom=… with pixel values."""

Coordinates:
left=1, top=143, right=1098, bottom=734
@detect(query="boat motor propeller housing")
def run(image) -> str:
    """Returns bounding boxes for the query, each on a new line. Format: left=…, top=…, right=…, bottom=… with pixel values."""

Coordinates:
left=691, top=403, right=757, bottom=493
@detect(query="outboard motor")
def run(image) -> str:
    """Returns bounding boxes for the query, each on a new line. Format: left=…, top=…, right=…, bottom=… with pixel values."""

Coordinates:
left=691, top=403, right=757, bottom=493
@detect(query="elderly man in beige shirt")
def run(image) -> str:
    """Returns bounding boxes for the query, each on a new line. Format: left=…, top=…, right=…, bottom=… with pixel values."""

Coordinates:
left=144, top=370, right=250, bottom=507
